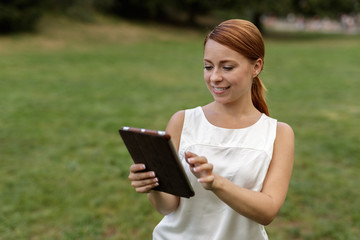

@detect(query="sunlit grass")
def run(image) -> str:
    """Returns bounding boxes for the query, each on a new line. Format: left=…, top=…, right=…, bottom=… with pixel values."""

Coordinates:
left=1, top=16, right=359, bottom=239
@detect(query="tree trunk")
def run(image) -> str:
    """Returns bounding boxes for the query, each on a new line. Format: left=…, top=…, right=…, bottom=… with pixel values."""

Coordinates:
left=187, top=8, right=196, bottom=25
left=253, top=12, right=264, bottom=33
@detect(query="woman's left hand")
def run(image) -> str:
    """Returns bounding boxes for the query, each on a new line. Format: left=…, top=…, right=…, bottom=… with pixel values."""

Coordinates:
left=185, top=151, right=216, bottom=190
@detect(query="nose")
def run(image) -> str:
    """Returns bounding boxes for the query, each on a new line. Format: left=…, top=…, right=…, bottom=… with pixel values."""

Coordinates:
left=210, top=68, right=223, bottom=82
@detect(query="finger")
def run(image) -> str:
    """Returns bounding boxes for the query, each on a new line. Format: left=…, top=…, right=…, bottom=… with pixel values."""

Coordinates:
left=198, top=174, right=215, bottom=183
left=187, top=156, right=208, bottom=165
left=131, top=177, right=159, bottom=189
left=129, top=163, right=146, bottom=173
left=185, top=151, right=198, bottom=163
left=193, top=163, right=213, bottom=173
left=129, top=170, right=156, bottom=181
left=135, top=181, right=160, bottom=193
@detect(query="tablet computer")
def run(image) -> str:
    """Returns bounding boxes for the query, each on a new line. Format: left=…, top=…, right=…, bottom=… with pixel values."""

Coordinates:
left=119, top=126, right=195, bottom=198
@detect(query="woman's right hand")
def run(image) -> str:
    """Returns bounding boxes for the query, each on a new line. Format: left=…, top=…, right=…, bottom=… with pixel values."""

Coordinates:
left=128, top=164, right=159, bottom=193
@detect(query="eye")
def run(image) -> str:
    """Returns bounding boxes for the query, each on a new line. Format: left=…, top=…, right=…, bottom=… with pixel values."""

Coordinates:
left=223, top=66, right=234, bottom=71
left=204, top=65, right=213, bottom=71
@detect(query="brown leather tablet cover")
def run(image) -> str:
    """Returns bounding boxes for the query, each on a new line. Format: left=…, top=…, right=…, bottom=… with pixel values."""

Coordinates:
left=119, top=127, right=195, bottom=198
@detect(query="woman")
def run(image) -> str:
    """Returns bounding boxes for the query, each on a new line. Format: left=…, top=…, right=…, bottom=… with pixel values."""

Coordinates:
left=128, top=19, right=294, bottom=239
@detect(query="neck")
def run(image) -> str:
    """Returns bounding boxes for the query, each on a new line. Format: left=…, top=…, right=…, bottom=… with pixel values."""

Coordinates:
left=213, top=97, right=259, bottom=118
left=203, top=100, right=262, bottom=129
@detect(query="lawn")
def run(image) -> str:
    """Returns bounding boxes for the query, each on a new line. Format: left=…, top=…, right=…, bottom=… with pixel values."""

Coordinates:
left=1, top=16, right=359, bottom=239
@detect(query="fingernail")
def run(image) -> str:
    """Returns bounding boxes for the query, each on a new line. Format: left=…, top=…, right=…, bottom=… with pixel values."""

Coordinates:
left=154, top=177, right=158, bottom=182
left=141, top=164, right=146, bottom=169
left=192, top=167, right=197, bottom=172
left=151, top=172, right=156, bottom=177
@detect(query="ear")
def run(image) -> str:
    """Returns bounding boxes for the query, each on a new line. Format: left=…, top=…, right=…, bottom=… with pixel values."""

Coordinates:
left=253, top=58, right=263, bottom=78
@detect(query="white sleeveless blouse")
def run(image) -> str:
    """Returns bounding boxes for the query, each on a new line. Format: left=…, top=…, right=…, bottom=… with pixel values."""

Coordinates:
left=153, top=106, right=277, bottom=240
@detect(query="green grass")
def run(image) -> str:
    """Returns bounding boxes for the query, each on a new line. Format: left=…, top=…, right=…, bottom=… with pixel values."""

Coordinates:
left=263, top=34, right=360, bottom=239
left=1, top=16, right=360, bottom=239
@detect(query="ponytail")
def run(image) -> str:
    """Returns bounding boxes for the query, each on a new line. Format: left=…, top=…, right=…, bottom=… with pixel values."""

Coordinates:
left=251, top=76, right=269, bottom=116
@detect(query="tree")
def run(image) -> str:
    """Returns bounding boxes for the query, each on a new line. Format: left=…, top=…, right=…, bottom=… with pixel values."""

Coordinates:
left=0, top=0, right=44, bottom=33
left=103, top=0, right=166, bottom=20
left=220, top=0, right=358, bottom=32
left=292, top=0, right=358, bottom=17
left=171, top=0, right=212, bottom=25
left=220, top=0, right=293, bottom=32
left=101, top=0, right=215, bottom=25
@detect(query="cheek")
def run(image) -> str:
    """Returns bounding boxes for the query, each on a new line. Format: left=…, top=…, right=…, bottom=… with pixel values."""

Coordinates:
left=204, top=71, right=211, bottom=83
left=233, top=70, right=253, bottom=85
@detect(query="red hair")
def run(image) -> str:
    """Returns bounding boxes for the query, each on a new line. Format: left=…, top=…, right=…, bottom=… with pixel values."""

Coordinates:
left=204, top=19, right=269, bottom=116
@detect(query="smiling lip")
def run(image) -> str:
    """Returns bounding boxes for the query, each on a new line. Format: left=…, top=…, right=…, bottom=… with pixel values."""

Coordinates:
left=212, top=86, right=230, bottom=94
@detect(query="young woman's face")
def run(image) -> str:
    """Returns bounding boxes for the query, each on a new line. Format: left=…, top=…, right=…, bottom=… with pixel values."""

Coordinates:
left=203, top=39, right=261, bottom=106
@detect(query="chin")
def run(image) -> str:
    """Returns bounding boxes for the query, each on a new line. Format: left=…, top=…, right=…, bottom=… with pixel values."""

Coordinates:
left=212, top=96, right=232, bottom=105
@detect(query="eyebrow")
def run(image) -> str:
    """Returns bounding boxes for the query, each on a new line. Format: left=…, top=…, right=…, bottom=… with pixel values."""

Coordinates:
left=203, top=59, right=236, bottom=64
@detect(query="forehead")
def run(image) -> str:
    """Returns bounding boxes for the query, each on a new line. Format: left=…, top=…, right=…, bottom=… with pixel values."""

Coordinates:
left=204, top=39, right=246, bottom=62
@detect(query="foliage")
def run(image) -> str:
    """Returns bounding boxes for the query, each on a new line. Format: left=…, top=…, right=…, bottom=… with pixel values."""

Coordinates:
left=219, top=0, right=294, bottom=31
left=1, top=0, right=359, bottom=34
left=43, top=0, right=99, bottom=22
left=99, top=0, right=167, bottom=21
left=0, top=0, right=44, bottom=33
left=293, top=0, right=358, bottom=17
left=98, top=0, right=217, bottom=25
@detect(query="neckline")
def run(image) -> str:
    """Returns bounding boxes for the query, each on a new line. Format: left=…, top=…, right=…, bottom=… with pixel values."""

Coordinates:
left=198, top=106, right=265, bottom=131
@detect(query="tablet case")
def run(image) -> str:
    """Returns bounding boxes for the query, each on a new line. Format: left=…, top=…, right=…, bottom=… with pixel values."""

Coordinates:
left=119, top=127, right=195, bottom=198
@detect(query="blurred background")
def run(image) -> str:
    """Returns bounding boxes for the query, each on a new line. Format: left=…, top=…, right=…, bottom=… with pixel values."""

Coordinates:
left=1, top=0, right=360, bottom=239
left=1, top=0, right=360, bottom=34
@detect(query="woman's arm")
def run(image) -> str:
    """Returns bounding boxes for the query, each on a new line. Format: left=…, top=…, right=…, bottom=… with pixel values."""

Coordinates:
left=186, top=122, right=294, bottom=225
left=129, top=111, right=185, bottom=215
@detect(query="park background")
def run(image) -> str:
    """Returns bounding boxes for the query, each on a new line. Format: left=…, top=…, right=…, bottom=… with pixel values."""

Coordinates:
left=1, top=0, right=360, bottom=239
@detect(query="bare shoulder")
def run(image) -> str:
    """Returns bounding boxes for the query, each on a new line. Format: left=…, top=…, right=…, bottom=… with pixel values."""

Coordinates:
left=166, top=110, right=185, bottom=151
left=166, top=110, right=185, bottom=133
left=276, top=121, right=295, bottom=140
left=274, top=121, right=295, bottom=158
